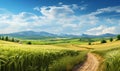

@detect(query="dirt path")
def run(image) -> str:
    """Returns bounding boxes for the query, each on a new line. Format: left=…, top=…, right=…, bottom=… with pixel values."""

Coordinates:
left=73, top=53, right=99, bottom=71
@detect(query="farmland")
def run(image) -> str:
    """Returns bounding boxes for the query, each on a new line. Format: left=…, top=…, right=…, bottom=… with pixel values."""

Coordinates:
left=0, top=40, right=87, bottom=71
left=92, top=40, right=120, bottom=71
left=0, top=36, right=120, bottom=71
left=0, top=0, right=119, bottom=71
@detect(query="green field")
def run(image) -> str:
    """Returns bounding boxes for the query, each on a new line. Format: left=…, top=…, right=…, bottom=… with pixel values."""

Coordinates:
left=0, top=40, right=87, bottom=71
left=92, top=41, right=120, bottom=71
left=0, top=37, right=120, bottom=71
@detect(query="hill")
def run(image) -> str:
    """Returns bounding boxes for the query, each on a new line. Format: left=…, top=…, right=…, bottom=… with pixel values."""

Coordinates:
left=0, top=31, right=117, bottom=39
left=0, top=31, right=80, bottom=39
left=81, top=33, right=116, bottom=38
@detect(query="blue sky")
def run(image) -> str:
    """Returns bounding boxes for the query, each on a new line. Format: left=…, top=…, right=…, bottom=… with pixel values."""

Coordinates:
left=0, top=0, right=120, bottom=35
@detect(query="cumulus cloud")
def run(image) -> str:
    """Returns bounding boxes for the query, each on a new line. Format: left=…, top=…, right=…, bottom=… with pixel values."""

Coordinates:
left=90, top=6, right=120, bottom=16
left=85, top=25, right=116, bottom=35
left=0, top=4, right=120, bottom=35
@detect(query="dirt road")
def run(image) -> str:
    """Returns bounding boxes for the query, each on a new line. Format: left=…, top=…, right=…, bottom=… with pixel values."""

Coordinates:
left=73, top=53, right=99, bottom=71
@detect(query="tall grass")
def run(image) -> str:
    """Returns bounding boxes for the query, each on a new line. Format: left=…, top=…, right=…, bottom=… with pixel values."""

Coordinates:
left=49, top=51, right=87, bottom=71
left=103, top=50, right=120, bottom=71
left=93, top=47, right=120, bottom=71
left=0, top=43, right=87, bottom=71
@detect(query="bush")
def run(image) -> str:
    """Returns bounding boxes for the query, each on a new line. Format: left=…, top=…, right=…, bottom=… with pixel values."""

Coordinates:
left=110, top=38, right=113, bottom=42
left=27, top=41, right=32, bottom=45
left=101, top=40, right=107, bottom=43
left=16, top=40, right=20, bottom=43
left=117, top=35, right=120, bottom=40
left=88, top=42, right=91, bottom=45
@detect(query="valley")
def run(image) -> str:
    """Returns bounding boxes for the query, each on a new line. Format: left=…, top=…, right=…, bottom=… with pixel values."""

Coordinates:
left=0, top=34, right=120, bottom=71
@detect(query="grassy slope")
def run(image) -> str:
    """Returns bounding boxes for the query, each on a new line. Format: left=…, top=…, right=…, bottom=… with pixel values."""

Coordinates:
left=21, top=38, right=88, bottom=45
left=1, top=37, right=120, bottom=71
left=79, top=40, right=120, bottom=49
left=0, top=40, right=87, bottom=71
left=56, top=39, right=120, bottom=71
left=81, top=40, right=120, bottom=71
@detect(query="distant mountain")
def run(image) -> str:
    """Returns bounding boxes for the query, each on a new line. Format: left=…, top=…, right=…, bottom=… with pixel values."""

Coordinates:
left=0, top=31, right=80, bottom=39
left=81, top=33, right=117, bottom=38
left=0, top=31, right=58, bottom=39
left=99, top=33, right=116, bottom=37
left=58, top=34, right=80, bottom=38
left=0, top=31, right=117, bottom=39
left=81, top=34, right=96, bottom=38
left=12, top=31, right=57, bottom=37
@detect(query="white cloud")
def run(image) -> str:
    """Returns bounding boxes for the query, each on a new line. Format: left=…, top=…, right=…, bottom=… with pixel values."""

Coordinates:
left=80, top=4, right=87, bottom=10
left=90, top=6, right=120, bottom=16
left=85, top=25, right=117, bottom=35
left=0, top=8, right=12, bottom=14
left=33, top=7, right=40, bottom=11
left=39, top=5, right=74, bottom=20
left=0, top=5, right=120, bottom=35
left=72, top=4, right=79, bottom=9
left=0, top=12, right=40, bottom=34
left=59, top=2, right=63, bottom=5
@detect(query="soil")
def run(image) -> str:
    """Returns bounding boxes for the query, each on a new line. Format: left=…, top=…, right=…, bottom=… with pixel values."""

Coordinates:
left=73, top=53, right=99, bottom=71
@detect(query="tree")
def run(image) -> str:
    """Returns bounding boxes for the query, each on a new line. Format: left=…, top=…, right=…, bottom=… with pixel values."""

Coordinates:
left=11, top=38, right=15, bottom=42
left=5, top=36, right=9, bottom=41
left=27, top=41, right=32, bottom=45
left=79, top=38, right=81, bottom=41
left=117, top=35, right=120, bottom=40
left=101, top=39, right=107, bottom=43
left=0, top=36, right=1, bottom=40
left=1, top=36, right=4, bottom=40
left=110, top=38, right=113, bottom=42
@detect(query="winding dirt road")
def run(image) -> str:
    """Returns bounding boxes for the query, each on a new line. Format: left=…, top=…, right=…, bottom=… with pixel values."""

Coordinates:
left=73, top=53, right=99, bottom=71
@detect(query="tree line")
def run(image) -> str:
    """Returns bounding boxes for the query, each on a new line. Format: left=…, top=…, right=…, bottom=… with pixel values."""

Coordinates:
left=0, top=36, right=32, bottom=45
left=0, top=36, right=20, bottom=43
left=101, top=35, right=120, bottom=43
left=88, top=35, right=120, bottom=45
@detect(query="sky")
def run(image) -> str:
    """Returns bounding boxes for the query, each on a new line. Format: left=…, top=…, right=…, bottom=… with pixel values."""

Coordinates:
left=0, top=0, right=120, bottom=35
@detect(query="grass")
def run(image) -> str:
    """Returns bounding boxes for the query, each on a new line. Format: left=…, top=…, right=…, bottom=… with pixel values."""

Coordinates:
left=0, top=37, right=120, bottom=71
left=49, top=51, right=87, bottom=71
left=21, top=38, right=89, bottom=45
left=0, top=40, right=87, bottom=71
left=91, top=40, right=120, bottom=71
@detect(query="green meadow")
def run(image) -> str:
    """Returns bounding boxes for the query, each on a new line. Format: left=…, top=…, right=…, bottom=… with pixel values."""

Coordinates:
left=0, top=36, right=120, bottom=71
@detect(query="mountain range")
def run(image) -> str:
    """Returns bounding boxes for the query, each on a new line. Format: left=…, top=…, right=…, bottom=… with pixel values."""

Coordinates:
left=0, top=31, right=117, bottom=39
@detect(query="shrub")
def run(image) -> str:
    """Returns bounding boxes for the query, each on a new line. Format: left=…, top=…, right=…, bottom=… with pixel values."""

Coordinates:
left=27, top=41, right=32, bottom=45
left=110, top=38, right=113, bottom=42
left=16, top=40, right=20, bottom=42
left=88, top=42, right=91, bottom=45
left=117, top=35, right=120, bottom=40
left=101, top=40, right=107, bottom=43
